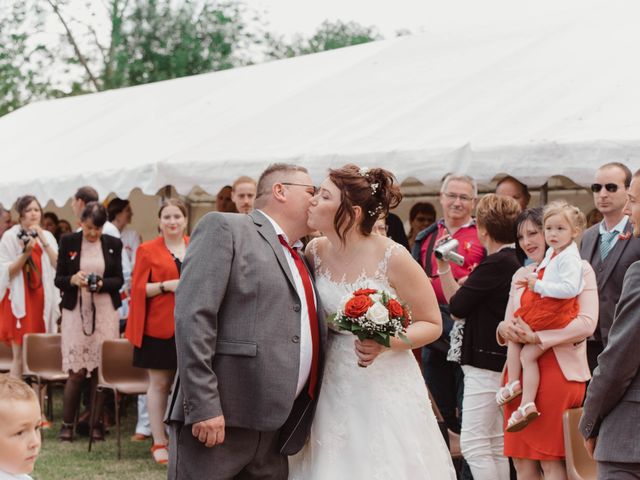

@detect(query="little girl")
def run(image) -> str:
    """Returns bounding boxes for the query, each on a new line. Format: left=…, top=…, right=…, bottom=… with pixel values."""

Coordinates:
left=496, top=201, right=586, bottom=432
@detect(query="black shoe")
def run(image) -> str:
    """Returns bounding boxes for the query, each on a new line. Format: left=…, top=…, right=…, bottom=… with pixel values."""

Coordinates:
left=59, top=423, right=74, bottom=442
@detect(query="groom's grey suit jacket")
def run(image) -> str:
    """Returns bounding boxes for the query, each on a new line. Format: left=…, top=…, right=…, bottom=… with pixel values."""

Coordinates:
left=166, top=210, right=327, bottom=454
left=580, top=261, right=640, bottom=463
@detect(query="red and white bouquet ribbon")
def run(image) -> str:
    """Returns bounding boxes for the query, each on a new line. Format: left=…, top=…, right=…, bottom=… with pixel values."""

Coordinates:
left=332, top=288, right=411, bottom=349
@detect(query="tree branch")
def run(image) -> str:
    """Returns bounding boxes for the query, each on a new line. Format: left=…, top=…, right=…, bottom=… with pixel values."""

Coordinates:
left=46, top=0, right=101, bottom=90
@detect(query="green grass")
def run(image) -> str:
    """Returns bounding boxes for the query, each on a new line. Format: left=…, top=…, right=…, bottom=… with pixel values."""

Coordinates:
left=33, top=389, right=166, bottom=480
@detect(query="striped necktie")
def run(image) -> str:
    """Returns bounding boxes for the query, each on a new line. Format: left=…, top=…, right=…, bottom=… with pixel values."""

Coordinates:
left=600, top=230, right=619, bottom=260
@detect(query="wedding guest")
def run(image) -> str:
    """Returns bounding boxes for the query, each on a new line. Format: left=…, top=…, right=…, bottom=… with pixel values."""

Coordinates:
left=231, top=176, right=257, bottom=214
left=0, top=374, right=41, bottom=480
left=385, top=212, right=410, bottom=249
left=580, top=168, right=640, bottom=479
left=57, top=219, right=72, bottom=237
left=372, top=216, right=388, bottom=236
left=0, top=208, right=12, bottom=239
left=501, top=202, right=586, bottom=433
left=579, top=162, right=640, bottom=372
left=407, top=202, right=437, bottom=249
left=125, top=199, right=188, bottom=464
left=42, top=212, right=60, bottom=239
left=496, top=176, right=531, bottom=211
left=216, top=185, right=237, bottom=213
left=438, top=194, right=521, bottom=480
left=497, top=207, right=597, bottom=479
left=411, top=174, right=485, bottom=437
left=55, top=202, right=123, bottom=442
left=0, top=196, right=59, bottom=378
left=107, top=197, right=148, bottom=441
left=585, top=208, right=603, bottom=228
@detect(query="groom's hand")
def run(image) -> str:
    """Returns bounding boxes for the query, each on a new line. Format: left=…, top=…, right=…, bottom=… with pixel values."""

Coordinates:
left=192, top=415, right=225, bottom=447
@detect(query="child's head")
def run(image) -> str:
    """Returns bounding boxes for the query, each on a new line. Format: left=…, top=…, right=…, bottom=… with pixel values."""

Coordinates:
left=0, top=375, right=41, bottom=475
left=542, top=201, right=586, bottom=251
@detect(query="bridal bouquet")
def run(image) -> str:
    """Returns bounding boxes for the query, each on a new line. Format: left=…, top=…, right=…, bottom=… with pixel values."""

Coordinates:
left=332, top=288, right=411, bottom=348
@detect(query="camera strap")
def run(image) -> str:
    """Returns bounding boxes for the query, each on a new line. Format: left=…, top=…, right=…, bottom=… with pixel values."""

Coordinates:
left=423, top=224, right=441, bottom=278
left=79, top=291, right=97, bottom=337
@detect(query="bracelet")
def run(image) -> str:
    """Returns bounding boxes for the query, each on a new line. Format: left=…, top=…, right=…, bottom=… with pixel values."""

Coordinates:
left=159, top=282, right=166, bottom=294
left=437, top=267, right=451, bottom=276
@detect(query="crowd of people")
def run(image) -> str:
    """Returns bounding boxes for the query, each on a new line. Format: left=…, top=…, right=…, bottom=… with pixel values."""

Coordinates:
left=0, top=161, right=640, bottom=479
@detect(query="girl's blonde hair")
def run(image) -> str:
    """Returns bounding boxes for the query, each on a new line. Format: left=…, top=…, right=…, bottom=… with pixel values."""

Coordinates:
left=543, top=201, right=586, bottom=233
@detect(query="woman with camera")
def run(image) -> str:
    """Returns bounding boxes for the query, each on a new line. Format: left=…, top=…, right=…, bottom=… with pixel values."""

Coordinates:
left=125, top=199, right=188, bottom=464
left=437, top=194, right=522, bottom=480
left=0, top=195, right=59, bottom=380
left=55, top=202, right=123, bottom=441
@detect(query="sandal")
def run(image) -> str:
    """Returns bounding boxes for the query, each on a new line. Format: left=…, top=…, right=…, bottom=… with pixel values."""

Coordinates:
left=506, top=402, right=540, bottom=432
left=496, top=380, right=522, bottom=406
left=151, top=444, right=169, bottom=465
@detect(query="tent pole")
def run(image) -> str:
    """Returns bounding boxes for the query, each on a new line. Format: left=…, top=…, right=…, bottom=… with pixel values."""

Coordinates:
left=539, top=182, right=549, bottom=206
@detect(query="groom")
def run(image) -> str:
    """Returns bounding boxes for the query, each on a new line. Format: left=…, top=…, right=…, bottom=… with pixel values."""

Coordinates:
left=166, top=164, right=326, bottom=479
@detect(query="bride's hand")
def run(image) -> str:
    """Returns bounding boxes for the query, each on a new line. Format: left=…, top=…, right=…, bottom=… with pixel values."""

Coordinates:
left=354, top=339, right=387, bottom=367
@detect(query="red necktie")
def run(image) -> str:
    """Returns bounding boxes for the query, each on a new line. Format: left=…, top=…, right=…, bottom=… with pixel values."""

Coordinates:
left=278, top=235, right=320, bottom=399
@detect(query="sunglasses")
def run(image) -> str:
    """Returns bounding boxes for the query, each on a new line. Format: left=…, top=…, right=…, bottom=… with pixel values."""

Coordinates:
left=590, top=183, right=625, bottom=193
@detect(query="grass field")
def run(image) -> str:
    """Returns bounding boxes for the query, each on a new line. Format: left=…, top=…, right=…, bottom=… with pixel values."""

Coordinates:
left=32, top=388, right=166, bottom=480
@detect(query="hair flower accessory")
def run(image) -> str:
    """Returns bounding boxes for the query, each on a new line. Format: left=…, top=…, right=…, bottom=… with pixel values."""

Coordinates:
left=358, top=167, right=370, bottom=177
left=368, top=203, right=384, bottom=217
left=370, top=182, right=380, bottom=195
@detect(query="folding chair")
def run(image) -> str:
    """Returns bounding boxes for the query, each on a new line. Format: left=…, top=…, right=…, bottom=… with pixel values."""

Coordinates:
left=563, top=407, right=597, bottom=480
left=88, top=339, right=149, bottom=459
left=22, top=333, right=68, bottom=420
left=0, top=341, right=12, bottom=372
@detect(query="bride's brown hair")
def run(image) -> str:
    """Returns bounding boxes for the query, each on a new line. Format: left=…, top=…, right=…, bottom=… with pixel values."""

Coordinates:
left=328, top=164, right=402, bottom=244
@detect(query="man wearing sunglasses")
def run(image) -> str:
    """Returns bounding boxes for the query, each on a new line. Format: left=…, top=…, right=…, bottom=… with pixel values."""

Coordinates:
left=580, top=162, right=640, bottom=372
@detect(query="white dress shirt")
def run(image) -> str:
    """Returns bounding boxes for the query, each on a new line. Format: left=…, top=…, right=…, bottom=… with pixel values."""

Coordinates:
left=258, top=210, right=314, bottom=398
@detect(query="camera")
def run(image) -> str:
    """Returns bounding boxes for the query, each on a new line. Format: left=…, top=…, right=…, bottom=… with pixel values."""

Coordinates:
left=86, top=273, right=102, bottom=293
left=434, top=238, right=465, bottom=266
left=17, top=229, right=37, bottom=246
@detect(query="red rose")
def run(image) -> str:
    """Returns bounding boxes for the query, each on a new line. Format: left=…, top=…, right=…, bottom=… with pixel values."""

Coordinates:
left=353, top=288, right=377, bottom=296
left=387, top=298, right=404, bottom=318
left=344, top=295, right=373, bottom=318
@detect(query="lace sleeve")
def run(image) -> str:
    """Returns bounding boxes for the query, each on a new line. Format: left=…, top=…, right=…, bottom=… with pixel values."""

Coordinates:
left=308, top=238, right=322, bottom=274
left=375, top=242, right=403, bottom=278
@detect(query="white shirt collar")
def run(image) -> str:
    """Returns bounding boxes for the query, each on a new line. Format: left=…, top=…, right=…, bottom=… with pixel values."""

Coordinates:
left=599, top=215, right=628, bottom=235
left=257, top=210, right=304, bottom=250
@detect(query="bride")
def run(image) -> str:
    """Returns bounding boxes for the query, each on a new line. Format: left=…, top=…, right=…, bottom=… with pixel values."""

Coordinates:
left=289, top=165, right=456, bottom=479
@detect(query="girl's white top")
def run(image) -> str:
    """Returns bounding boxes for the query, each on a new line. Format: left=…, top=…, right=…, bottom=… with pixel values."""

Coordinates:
left=533, top=241, right=584, bottom=299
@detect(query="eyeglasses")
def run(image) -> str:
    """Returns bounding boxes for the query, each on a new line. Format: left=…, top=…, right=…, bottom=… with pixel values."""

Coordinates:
left=442, top=192, right=474, bottom=203
left=591, top=183, right=625, bottom=193
left=281, top=182, right=318, bottom=195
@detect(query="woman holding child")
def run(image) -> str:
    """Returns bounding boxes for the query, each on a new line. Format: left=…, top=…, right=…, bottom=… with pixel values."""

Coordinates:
left=496, top=204, right=598, bottom=480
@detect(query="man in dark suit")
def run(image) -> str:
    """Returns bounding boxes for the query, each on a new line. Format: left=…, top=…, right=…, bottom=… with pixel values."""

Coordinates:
left=167, top=164, right=326, bottom=479
left=579, top=162, right=640, bottom=371
left=580, top=168, right=640, bottom=479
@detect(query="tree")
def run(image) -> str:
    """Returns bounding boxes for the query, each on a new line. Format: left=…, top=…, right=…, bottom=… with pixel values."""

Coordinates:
left=0, top=1, right=53, bottom=115
left=266, top=20, right=382, bottom=60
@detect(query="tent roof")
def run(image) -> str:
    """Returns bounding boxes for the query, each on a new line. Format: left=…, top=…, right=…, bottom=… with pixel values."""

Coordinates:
left=1, top=1, right=640, bottom=206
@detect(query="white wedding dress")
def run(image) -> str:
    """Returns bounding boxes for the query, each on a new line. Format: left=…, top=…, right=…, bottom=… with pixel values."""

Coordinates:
left=289, top=243, right=456, bottom=480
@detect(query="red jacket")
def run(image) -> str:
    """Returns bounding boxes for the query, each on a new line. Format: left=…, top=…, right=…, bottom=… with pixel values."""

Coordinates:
left=125, top=235, right=189, bottom=348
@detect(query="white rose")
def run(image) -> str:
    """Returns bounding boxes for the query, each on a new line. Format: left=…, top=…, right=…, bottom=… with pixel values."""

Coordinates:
left=370, top=293, right=383, bottom=304
left=366, top=302, right=390, bottom=325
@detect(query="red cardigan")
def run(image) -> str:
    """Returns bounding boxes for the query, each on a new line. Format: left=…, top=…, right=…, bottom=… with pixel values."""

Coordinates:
left=125, top=235, right=189, bottom=348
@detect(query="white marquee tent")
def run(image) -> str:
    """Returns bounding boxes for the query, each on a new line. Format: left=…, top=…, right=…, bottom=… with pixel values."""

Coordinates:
left=1, top=1, right=640, bottom=206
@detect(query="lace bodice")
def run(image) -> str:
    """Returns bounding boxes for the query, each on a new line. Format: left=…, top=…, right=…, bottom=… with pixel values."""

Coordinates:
left=310, top=240, right=402, bottom=318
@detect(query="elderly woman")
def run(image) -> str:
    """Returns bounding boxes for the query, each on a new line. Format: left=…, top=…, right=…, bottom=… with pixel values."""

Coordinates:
left=496, top=208, right=597, bottom=480
left=437, top=194, right=522, bottom=480
left=55, top=202, right=123, bottom=442
left=0, top=196, right=59, bottom=378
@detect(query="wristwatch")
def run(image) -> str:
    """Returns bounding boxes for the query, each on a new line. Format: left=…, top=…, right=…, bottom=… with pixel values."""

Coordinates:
left=159, top=282, right=166, bottom=294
